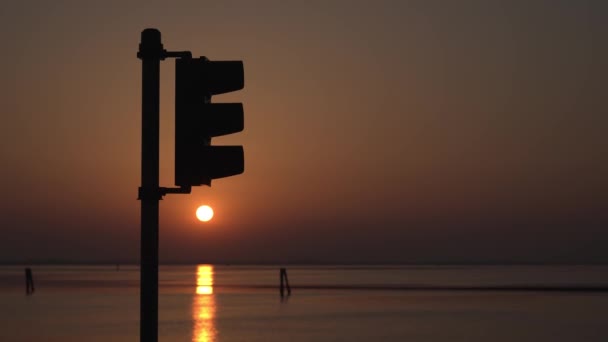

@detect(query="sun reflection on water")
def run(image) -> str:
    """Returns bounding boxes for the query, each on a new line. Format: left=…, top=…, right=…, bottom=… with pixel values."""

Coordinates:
left=193, top=265, right=216, bottom=342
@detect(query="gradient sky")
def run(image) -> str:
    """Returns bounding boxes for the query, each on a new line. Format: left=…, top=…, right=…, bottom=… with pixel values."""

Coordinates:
left=0, top=0, right=606, bottom=264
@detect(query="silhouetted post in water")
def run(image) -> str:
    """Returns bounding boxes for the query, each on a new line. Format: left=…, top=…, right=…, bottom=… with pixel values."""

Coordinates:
left=280, top=268, right=291, bottom=297
left=25, top=268, right=34, bottom=295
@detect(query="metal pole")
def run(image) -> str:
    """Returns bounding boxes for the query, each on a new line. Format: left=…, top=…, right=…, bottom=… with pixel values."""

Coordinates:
left=137, top=28, right=164, bottom=342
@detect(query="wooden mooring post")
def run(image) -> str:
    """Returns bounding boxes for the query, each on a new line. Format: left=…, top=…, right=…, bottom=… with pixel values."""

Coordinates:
left=280, top=268, right=291, bottom=297
left=25, top=268, right=35, bottom=295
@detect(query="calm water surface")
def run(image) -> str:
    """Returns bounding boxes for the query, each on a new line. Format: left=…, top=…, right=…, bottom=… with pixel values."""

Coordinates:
left=1, top=265, right=608, bottom=341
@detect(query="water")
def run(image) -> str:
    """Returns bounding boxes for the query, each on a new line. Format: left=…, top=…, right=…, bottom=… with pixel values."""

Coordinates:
left=1, top=265, right=608, bottom=341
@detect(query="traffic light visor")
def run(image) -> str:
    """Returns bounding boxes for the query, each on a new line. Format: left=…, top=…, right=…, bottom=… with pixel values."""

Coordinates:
left=204, top=61, right=244, bottom=95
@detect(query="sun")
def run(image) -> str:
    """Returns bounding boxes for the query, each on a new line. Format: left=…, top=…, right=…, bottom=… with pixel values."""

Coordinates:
left=196, top=205, right=214, bottom=222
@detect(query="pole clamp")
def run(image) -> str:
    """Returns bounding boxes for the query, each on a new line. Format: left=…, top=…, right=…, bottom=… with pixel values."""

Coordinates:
left=137, top=186, right=191, bottom=200
left=138, top=187, right=164, bottom=201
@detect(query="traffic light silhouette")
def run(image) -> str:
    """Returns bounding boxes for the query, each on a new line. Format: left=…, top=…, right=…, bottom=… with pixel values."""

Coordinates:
left=175, top=57, right=244, bottom=187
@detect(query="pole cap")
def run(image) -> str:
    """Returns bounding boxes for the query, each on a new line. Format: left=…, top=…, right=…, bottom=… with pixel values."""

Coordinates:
left=138, top=28, right=165, bottom=60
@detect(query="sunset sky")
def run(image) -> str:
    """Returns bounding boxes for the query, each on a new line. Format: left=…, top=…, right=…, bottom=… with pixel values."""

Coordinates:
left=0, top=0, right=606, bottom=264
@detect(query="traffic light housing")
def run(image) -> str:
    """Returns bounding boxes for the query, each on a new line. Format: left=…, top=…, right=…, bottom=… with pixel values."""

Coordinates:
left=175, top=57, right=244, bottom=187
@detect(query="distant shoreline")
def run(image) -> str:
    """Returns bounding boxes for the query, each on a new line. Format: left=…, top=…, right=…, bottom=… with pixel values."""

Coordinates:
left=2, top=262, right=608, bottom=267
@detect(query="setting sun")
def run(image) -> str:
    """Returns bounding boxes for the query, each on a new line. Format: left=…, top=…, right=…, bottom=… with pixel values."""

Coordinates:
left=196, top=205, right=214, bottom=222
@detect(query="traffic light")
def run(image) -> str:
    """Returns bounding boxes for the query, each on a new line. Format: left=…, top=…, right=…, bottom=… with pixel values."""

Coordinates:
left=175, top=56, right=244, bottom=187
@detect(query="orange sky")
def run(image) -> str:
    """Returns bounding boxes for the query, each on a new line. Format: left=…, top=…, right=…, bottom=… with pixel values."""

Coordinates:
left=0, top=1, right=607, bottom=264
